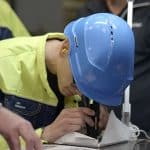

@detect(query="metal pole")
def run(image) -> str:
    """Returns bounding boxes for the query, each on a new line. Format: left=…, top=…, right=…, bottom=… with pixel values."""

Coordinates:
left=122, top=0, right=134, bottom=126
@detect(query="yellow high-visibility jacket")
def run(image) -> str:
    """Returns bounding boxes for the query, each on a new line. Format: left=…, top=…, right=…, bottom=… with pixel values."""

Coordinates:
left=0, top=33, right=70, bottom=106
left=0, top=33, right=81, bottom=149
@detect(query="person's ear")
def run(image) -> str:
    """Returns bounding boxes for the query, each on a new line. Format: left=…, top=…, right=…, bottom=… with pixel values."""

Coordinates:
left=60, top=39, right=69, bottom=57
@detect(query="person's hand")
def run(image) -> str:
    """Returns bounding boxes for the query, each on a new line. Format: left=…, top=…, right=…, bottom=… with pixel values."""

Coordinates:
left=98, top=105, right=110, bottom=130
left=0, top=107, right=42, bottom=150
left=41, top=107, right=95, bottom=143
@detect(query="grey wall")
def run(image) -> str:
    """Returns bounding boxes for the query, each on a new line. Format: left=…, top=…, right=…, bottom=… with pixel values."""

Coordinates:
left=14, top=0, right=64, bottom=34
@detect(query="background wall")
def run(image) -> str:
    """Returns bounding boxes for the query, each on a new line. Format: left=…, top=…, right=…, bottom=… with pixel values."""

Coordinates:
left=14, top=0, right=64, bottom=34
left=12, top=0, right=86, bottom=35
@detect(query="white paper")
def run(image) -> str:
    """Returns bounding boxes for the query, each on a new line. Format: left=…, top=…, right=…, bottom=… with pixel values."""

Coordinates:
left=100, top=111, right=130, bottom=147
left=45, top=111, right=130, bottom=149
left=43, top=144, right=96, bottom=150
left=54, top=132, right=98, bottom=148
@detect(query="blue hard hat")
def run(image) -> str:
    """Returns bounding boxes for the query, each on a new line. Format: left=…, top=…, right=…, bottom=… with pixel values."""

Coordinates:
left=64, top=13, right=135, bottom=106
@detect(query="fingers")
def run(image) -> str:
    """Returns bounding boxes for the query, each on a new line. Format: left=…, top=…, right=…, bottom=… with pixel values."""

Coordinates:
left=67, top=116, right=94, bottom=128
left=62, top=118, right=85, bottom=131
left=25, top=135, right=42, bottom=150
left=84, top=115, right=95, bottom=127
left=19, top=121, right=42, bottom=150
left=66, top=124, right=82, bottom=132
left=63, top=107, right=95, bottom=116
left=61, top=107, right=95, bottom=119
left=11, top=136, right=20, bottom=150
left=99, top=105, right=109, bottom=130
left=0, top=108, right=42, bottom=150
left=60, top=108, right=95, bottom=127
left=80, top=107, right=95, bottom=116
left=4, top=133, right=20, bottom=150
left=42, top=107, right=95, bottom=143
left=33, top=139, right=42, bottom=150
left=99, top=115, right=108, bottom=129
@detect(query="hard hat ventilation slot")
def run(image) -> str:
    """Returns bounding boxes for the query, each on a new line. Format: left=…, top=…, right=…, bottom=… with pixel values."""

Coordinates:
left=110, top=25, right=114, bottom=47
left=110, top=25, right=114, bottom=41
left=74, top=36, right=79, bottom=48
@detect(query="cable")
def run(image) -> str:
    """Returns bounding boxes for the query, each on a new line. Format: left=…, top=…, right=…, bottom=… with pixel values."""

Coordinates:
left=129, top=123, right=140, bottom=140
left=128, top=123, right=150, bottom=141
left=139, top=130, right=150, bottom=140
